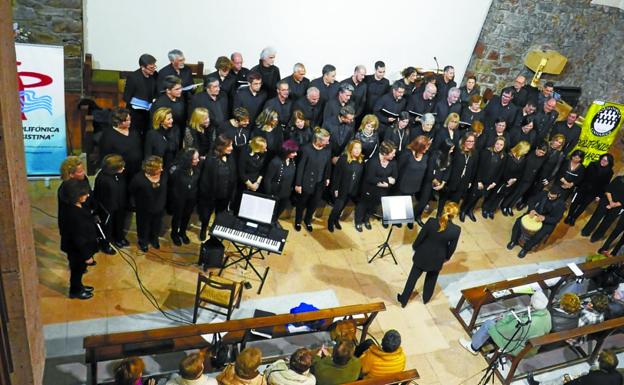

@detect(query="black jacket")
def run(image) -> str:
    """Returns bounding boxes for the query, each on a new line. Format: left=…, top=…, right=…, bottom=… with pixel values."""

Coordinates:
left=199, top=154, right=236, bottom=201
left=98, top=127, right=143, bottom=178
left=412, top=217, right=461, bottom=271
left=250, top=61, right=281, bottom=98
left=59, top=203, right=99, bottom=258
left=295, top=143, right=332, bottom=192
left=475, top=149, right=505, bottom=186
left=331, top=154, right=364, bottom=198
left=526, top=190, right=566, bottom=227
left=168, top=164, right=200, bottom=206
left=447, top=151, right=477, bottom=192
left=232, top=86, right=267, bottom=124
left=262, top=156, right=296, bottom=199
left=360, top=155, right=398, bottom=198
left=94, top=170, right=126, bottom=212
left=129, top=172, right=168, bottom=214
left=238, top=149, right=266, bottom=185
left=373, top=92, right=407, bottom=127
left=144, top=127, right=180, bottom=169
left=123, top=69, right=158, bottom=107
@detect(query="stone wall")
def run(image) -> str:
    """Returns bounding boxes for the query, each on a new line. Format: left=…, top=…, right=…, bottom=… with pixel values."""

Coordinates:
left=12, top=0, right=83, bottom=92
left=465, top=0, right=624, bottom=111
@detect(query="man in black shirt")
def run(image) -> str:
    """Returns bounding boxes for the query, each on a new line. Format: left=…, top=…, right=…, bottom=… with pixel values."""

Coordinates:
left=157, top=49, right=194, bottom=94
left=123, top=53, right=158, bottom=137
left=537, top=81, right=555, bottom=107
left=364, top=61, right=390, bottom=114
left=190, top=77, right=228, bottom=132
left=233, top=71, right=267, bottom=125
left=374, top=81, right=407, bottom=130
left=250, top=46, right=281, bottom=98
left=150, top=75, right=186, bottom=140
left=325, top=105, right=355, bottom=163
left=294, top=128, right=332, bottom=232
left=534, top=98, right=559, bottom=143
left=434, top=87, right=462, bottom=124
left=323, top=82, right=354, bottom=126
left=342, top=65, right=367, bottom=121
left=507, top=185, right=565, bottom=258
left=263, top=80, right=293, bottom=128
left=309, top=64, right=339, bottom=107
left=294, top=87, right=322, bottom=128
left=283, top=63, right=310, bottom=102
left=512, top=100, right=537, bottom=129
left=205, top=56, right=236, bottom=103
left=511, top=75, right=529, bottom=108
left=549, top=111, right=580, bottom=154
left=435, top=65, right=457, bottom=104
left=230, top=52, right=250, bottom=93
left=483, top=87, right=518, bottom=129
left=407, top=83, right=437, bottom=117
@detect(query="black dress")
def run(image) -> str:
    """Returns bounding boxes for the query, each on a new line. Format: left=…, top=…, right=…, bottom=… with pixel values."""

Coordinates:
left=262, top=156, right=296, bottom=221
left=98, top=126, right=143, bottom=180
left=566, top=159, right=613, bottom=224
left=94, top=169, right=127, bottom=244
left=129, top=172, right=168, bottom=248
left=397, top=151, right=428, bottom=196
left=198, top=154, right=237, bottom=237
left=328, top=155, right=364, bottom=225
left=354, top=155, right=398, bottom=225
left=168, top=163, right=200, bottom=237
left=438, top=150, right=477, bottom=214
left=463, top=149, right=505, bottom=215
left=398, top=218, right=460, bottom=305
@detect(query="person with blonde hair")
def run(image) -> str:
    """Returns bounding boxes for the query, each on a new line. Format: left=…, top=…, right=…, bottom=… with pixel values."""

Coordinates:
left=114, top=357, right=155, bottom=385
left=328, top=140, right=365, bottom=232
left=354, top=114, right=379, bottom=160
left=184, top=107, right=212, bottom=156
left=166, top=350, right=216, bottom=385
left=495, top=140, right=531, bottom=218
left=145, top=107, right=179, bottom=169
left=130, top=156, right=167, bottom=252
left=397, top=135, right=431, bottom=229
left=397, top=201, right=461, bottom=306
left=252, top=108, right=283, bottom=160
left=217, top=347, right=266, bottom=385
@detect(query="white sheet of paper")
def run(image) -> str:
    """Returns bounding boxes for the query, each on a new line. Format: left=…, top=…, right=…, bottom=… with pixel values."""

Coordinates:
left=567, top=263, right=583, bottom=277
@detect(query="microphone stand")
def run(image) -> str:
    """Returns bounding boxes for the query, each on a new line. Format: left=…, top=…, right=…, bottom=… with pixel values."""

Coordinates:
left=434, top=56, right=440, bottom=75
left=477, top=311, right=532, bottom=385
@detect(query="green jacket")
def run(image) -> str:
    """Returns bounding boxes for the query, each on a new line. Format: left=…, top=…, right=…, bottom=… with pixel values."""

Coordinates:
left=311, top=356, right=361, bottom=385
left=488, top=309, right=552, bottom=356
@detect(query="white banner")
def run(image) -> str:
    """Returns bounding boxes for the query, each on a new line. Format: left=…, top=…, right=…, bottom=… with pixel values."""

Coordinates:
left=15, top=43, right=67, bottom=176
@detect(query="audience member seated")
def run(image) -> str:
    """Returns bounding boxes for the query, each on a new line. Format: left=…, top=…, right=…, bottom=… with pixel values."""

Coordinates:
left=550, top=293, right=581, bottom=332
left=217, top=347, right=266, bottom=385
left=359, top=330, right=406, bottom=379
left=528, top=350, right=622, bottom=385
left=607, top=283, right=624, bottom=319
left=114, top=357, right=155, bottom=385
left=312, top=339, right=361, bottom=385
left=579, top=293, right=608, bottom=327
left=167, top=350, right=216, bottom=385
left=264, top=348, right=316, bottom=385
left=459, top=291, right=551, bottom=356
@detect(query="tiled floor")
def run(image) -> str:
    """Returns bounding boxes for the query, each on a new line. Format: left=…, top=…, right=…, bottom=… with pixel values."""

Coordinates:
left=31, top=177, right=610, bottom=385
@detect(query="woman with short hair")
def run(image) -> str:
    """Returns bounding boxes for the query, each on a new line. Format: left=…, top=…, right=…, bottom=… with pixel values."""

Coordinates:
left=262, top=139, right=299, bottom=223
left=94, top=154, right=128, bottom=248
left=184, top=107, right=213, bottom=156
left=145, top=107, right=180, bottom=169
left=168, top=148, right=201, bottom=246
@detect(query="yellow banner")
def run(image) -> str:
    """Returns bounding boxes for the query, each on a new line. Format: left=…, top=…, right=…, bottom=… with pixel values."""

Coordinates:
left=574, top=101, right=624, bottom=165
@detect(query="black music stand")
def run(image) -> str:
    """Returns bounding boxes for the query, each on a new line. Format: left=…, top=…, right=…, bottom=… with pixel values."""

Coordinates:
left=219, top=242, right=269, bottom=295
left=368, top=195, right=414, bottom=264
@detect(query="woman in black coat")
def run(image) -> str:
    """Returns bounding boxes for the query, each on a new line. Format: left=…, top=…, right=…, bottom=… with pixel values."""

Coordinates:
left=354, top=141, right=398, bottom=232
left=397, top=135, right=431, bottom=228
left=129, top=156, right=168, bottom=252
left=184, top=107, right=214, bottom=157
left=144, top=107, right=180, bottom=169
left=433, top=112, right=462, bottom=151
left=168, top=148, right=200, bottom=246
left=327, top=140, right=365, bottom=232
left=398, top=202, right=461, bottom=306
left=251, top=108, right=283, bottom=161
left=262, top=140, right=299, bottom=223
left=94, top=154, right=127, bottom=248
left=59, top=179, right=99, bottom=300
left=354, top=114, right=380, bottom=161
left=554, top=149, right=586, bottom=202
left=238, top=136, right=268, bottom=198
left=565, top=153, right=614, bottom=226
left=414, top=138, right=454, bottom=226
left=285, top=110, right=313, bottom=151
left=500, top=142, right=548, bottom=214
left=383, top=111, right=411, bottom=155
left=198, top=135, right=237, bottom=240
left=219, top=107, right=252, bottom=158
left=99, top=108, right=143, bottom=181
left=493, top=140, right=531, bottom=218
left=437, top=132, right=478, bottom=216
left=461, top=136, right=506, bottom=221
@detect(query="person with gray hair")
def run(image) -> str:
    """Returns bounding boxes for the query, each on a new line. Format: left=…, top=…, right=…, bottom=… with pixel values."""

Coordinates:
left=323, top=82, right=355, bottom=126
left=283, top=62, right=310, bottom=102
left=434, top=86, right=462, bottom=124
left=342, top=65, right=368, bottom=120
left=157, top=49, right=194, bottom=93
left=407, top=82, right=437, bottom=118
left=324, top=105, right=356, bottom=163
left=373, top=81, right=407, bottom=129
left=294, top=86, right=322, bottom=128
left=309, top=64, right=339, bottom=107
left=251, top=46, right=281, bottom=98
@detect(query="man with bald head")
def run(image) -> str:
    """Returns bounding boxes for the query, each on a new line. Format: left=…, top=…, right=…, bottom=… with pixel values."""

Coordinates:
left=407, top=83, right=437, bottom=117
left=283, top=63, right=310, bottom=102
left=534, top=97, right=559, bottom=143
left=511, top=75, right=529, bottom=107
left=342, top=65, right=368, bottom=121
left=230, top=52, right=250, bottom=92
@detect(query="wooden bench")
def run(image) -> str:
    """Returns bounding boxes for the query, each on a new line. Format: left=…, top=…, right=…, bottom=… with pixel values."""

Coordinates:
left=451, top=255, right=624, bottom=333
left=342, top=369, right=420, bottom=385
left=83, top=302, right=386, bottom=385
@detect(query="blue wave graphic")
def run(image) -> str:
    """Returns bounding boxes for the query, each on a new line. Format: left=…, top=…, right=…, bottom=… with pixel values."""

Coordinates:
left=20, top=90, right=53, bottom=115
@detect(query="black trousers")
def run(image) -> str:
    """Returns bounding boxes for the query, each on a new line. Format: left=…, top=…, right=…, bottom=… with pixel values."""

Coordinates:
left=510, top=215, right=554, bottom=251
left=328, top=195, right=355, bottom=224
left=136, top=210, right=164, bottom=245
left=414, top=186, right=435, bottom=218
left=103, top=208, right=126, bottom=243
left=272, top=196, right=291, bottom=223
left=567, top=191, right=596, bottom=222
left=582, top=199, right=621, bottom=239
left=438, top=186, right=468, bottom=216
left=295, top=183, right=325, bottom=225
left=171, top=198, right=196, bottom=235
left=354, top=189, right=386, bottom=225
left=483, top=183, right=514, bottom=213
left=198, top=198, right=230, bottom=229
left=462, top=185, right=495, bottom=213
left=399, top=264, right=440, bottom=305
left=67, top=253, right=86, bottom=295
left=501, top=181, right=532, bottom=209
left=600, top=215, right=624, bottom=254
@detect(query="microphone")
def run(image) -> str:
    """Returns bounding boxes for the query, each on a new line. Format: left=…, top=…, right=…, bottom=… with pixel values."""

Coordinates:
left=434, top=57, right=440, bottom=74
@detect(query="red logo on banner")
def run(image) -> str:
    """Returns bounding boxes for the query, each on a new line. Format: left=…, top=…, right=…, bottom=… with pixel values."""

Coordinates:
left=16, top=61, right=53, bottom=120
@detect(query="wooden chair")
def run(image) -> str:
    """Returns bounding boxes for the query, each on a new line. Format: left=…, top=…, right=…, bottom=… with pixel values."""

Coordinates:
left=193, top=272, right=243, bottom=323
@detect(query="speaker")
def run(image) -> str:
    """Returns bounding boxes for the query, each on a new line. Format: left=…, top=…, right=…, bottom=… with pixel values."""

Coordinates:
left=199, top=237, right=224, bottom=270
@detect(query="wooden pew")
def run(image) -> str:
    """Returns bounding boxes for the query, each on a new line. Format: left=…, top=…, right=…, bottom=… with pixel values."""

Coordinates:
left=493, top=316, right=624, bottom=384
left=451, top=255, right=624, bottom=333
left=342, top=369, right=420, bottom=385
left=83, top=302, right=385, bottom=385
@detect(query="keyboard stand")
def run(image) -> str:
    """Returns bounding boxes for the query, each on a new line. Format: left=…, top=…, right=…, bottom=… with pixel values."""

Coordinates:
left=218, top=241, right=270, bottom=294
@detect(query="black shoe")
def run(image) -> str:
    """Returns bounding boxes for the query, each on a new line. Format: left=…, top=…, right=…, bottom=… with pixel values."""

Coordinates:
left=199, top=227, right=208, bottom=241
left=364, top=222, right=372, bottom=230
left=180, top=233, right=190, bottom=244
left=501, top=208, right=509, bottom=216
left=488, top=211, right=495, bottom=219
left=305, top=223, right=313, bottom=232
left=334, top=221, right=342, bottom=230
left=120, top=238, right=130, bottom=247
left=382, top=223, right=389, bottom=228
left=113, top=240, right=125, bottom=248
left=328, top=222, right=335, bottom=232
left=580, top=230, right=591, bottom=237
left=506, top=241, right=516, bottom=250
left=294, top=223, right=302, bottom=232
left=590, top=236, right=600, bottom=243
left=397, top=294, right=407, bottom=308
left=407, top=223, right=414, bottom=230
left=69, top=290, right=93, bottom=300
left=82, top=285, right=94, bottom=292
left=481, top=210, right=488, bottom=219
left=355, top=224, right=363, bottom=232
left=150, top=239, right=160, bottom=249
left=102, top=244, right=116, bottom=255
left=508, top=208, right=514, bottom=216
left=138, top=242, right=148, bottom=252
left=415, top=218, right=425, bottom=227
left=467, top=211, right=477, bottom=222
left=395, top=223, right=403, bottom=228
left=459, top=211, right=466, bottom=222
left=527, top=372, right=539, bottom=385
left=518, top=249, right=528, bottom=258
left=171, top=233, right=182, bottom=246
